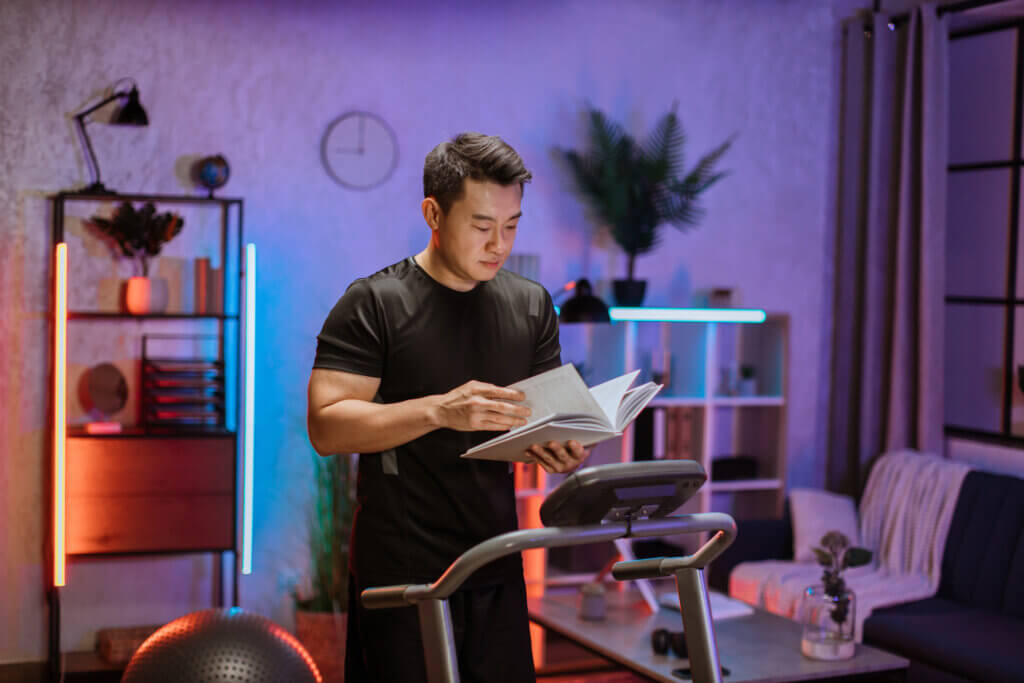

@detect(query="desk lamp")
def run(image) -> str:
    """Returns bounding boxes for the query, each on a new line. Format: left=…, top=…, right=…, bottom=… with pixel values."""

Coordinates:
left=72, top=81, right=149, bottom=194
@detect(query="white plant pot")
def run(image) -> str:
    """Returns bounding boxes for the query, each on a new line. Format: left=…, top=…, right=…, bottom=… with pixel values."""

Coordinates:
left=124, top=276, right=169, bottom=314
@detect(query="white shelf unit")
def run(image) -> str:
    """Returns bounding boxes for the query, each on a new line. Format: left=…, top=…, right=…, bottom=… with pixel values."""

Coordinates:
left=516, top=313, right=789, bottom=589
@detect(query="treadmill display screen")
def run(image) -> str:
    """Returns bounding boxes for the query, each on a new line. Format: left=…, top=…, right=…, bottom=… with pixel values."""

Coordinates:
left=614, top=483, right=676, bottom=501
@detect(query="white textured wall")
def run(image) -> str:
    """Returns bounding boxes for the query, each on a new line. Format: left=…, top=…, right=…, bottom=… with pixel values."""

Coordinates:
left=0, top=0, right=847, bottom=661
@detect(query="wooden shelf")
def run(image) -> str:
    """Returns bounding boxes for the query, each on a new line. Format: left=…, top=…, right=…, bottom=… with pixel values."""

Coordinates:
left=709, top=478, right=783, bottom=492
left=649, top=396, right=706, bottom=407
left=711, top=395, right=785, bottom=406
left=69, top=311, right=237, bottom=320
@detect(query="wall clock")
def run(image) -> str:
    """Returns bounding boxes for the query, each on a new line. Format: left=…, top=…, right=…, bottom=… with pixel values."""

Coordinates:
left=320, top=111, right=399, bottom=190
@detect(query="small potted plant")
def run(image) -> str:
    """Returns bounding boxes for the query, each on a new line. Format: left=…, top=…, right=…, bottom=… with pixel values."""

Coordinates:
left=560, top=105, right=732, bottom=306
left=293, top=451, right=355, bottom=682
left=799, top=531, right=873, bottom=661
left=89, top=201, right=184, bottom=314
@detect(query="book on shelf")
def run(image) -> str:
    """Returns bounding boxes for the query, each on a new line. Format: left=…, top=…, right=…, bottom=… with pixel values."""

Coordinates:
left=460, top=364, right=662, bottom=463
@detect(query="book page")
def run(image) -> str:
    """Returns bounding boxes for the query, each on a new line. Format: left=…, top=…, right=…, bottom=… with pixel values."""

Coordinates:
left=615, top=382, right=663, bottom=429
left=508, top=364, right=608, bottom=428
left=588, top=370, right=640, bottom=424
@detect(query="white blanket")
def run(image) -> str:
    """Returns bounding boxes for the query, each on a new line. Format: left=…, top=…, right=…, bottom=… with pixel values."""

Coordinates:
left=729, top=450, right=970, bottom=640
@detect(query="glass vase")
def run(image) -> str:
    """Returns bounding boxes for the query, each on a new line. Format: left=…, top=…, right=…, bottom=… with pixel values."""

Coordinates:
left=798, top=583, right=856, bottom=660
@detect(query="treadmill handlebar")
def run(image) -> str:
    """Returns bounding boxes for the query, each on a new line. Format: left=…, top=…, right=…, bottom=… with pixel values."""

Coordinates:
left=361, top=584, right=413, bottom=609
left=361, top=512, right=736, bottom=609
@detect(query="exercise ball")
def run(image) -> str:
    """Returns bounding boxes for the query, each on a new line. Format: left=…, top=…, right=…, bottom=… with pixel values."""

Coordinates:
left=122, top=608, right=321, bottom=682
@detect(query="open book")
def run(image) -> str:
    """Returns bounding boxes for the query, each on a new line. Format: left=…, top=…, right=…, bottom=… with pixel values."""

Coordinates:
left=460, top=364, right=662, bottom=462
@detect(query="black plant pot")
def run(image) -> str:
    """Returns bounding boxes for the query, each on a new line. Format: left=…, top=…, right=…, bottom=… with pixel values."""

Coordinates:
left=612, top=279, right=647, bottom=307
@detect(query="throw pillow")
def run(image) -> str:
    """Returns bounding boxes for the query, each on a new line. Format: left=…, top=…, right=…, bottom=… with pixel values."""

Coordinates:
left=790, top=488, right=860, bottom=563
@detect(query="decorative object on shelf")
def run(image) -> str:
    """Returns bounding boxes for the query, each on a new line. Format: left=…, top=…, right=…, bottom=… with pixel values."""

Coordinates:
left=82, top=362, right=127, bottom=434
left=321, top=110, right=399, bottom=190
left=717, top=363, right=739, bottom=396
left=557, top=278, right=610, bottom=323
left=193, top=257, right=225, bottom=314
left=96, top=624, right=161, bottom=665
left=141, top=335, right=225, bottom=431
left=560, top=104, right=733, bottom=306
left=710, top=455, right=757, bottom=481
left=799, top=530, right=872, bottom=661
left=737, top=364, right=757, bottom=396
left=89, top=201, right=184, bottom=314
left=192, top=154, right=231, bottom=197
left=708, top=287, right=734, bottom=308
left=72, top=79, right=149, bottom=194
left=294, top=450, right=355, bottom=682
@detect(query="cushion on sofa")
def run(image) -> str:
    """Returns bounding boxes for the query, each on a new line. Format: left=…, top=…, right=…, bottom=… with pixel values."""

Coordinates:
left=789, top=488, right=860, bottom=562
left=939, top=470, right=1024, bottom=616
left=863, top=597, right=1024, bottom=683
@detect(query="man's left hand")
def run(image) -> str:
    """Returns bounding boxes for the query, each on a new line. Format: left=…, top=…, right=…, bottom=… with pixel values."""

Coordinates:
left=527, top=440, right=590, bottom=474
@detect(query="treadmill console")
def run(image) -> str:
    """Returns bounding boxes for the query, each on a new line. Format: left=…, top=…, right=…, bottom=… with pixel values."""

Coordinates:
left=539, top=461, right=707, bottom=526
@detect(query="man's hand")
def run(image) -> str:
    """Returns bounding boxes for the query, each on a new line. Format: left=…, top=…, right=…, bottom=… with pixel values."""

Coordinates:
left=527, top=440, right=590, bottom=474
left=435, top=380, right=531, bottom=432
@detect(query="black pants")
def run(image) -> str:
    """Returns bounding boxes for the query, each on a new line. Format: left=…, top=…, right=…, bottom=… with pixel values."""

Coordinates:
left=345, top=572, right=536, bottom=682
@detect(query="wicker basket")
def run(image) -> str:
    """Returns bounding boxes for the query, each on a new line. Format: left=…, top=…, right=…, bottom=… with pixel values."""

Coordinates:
left=96, top=624, right=161, bottom=664
left=295, top=610, right=347, bottom=683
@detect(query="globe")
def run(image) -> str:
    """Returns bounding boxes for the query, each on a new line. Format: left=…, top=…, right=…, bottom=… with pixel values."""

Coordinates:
left=194, top=155, right=230, bottom=193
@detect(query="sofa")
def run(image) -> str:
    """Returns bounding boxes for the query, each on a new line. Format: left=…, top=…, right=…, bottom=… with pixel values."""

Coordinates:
left=707, top=467, right=1024, bottom=683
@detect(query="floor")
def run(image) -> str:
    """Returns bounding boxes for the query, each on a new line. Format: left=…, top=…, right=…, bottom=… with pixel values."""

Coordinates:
left=537, top=628, right=649, bottom=682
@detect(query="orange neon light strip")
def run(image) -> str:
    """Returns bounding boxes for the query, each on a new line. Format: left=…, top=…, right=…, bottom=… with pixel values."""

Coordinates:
left=54, top=243, right=67, bottom=587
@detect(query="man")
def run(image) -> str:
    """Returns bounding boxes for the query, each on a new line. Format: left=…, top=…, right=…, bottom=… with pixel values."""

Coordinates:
left=307, top=132, right=590, bottom=681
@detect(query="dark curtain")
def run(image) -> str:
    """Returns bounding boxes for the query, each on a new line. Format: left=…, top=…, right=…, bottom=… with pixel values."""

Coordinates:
left=828, top=4, right=949, bottom=496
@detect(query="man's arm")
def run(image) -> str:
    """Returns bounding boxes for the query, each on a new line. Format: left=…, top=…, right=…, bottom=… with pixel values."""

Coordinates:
left=307, top=368, right=531, bottom=455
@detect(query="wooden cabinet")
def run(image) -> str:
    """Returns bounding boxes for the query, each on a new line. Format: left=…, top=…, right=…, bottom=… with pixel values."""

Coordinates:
left=65, top=434, right=236, bottom=554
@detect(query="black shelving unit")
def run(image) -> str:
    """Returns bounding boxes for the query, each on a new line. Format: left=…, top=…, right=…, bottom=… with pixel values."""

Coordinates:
left=47, top=191, right=248, bottom=682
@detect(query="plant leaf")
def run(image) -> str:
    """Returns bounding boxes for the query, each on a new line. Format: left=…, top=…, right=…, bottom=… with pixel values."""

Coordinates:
left=811, top=547, right=833, bottom=567
left=843, top=547, right=873, bottom=569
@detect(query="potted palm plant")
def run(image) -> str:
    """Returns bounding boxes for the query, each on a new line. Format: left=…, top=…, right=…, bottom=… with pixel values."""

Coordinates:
left=294, top=451, right=355, bottom=682
left=561, top=105, right=732, bottom=306
left=89, top=201, right=184, bottom=314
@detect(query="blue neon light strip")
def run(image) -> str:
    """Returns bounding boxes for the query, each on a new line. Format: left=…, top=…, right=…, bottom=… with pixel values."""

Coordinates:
left=609, top=307, right=766, bottom=323
left=242, top=244, right=256, bottom=575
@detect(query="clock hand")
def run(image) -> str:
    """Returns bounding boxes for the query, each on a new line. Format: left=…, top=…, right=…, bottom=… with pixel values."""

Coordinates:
left=358, top=115, right=365, bottom=155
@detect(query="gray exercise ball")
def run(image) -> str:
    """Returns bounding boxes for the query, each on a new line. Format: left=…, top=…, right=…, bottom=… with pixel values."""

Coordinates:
left=121, top=608, right=321, bottom=682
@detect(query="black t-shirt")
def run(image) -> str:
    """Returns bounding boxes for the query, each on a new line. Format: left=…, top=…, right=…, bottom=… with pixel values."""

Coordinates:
left=313, top=257, right=561, bottom=587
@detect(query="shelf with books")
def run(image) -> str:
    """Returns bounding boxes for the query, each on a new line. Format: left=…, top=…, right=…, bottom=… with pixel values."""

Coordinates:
left=520, top=313, right=789, bottom=591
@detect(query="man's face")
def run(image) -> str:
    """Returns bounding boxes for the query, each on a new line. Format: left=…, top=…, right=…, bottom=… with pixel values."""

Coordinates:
left=431, top=178, right=522, bottom=290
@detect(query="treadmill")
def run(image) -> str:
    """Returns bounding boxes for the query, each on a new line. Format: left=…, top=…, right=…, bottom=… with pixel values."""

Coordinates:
left=362, top=460, right=736, bottom=683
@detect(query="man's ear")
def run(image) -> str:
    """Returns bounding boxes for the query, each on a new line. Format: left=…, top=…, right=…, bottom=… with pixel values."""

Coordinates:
left=421, top=197, right=442, bottom=231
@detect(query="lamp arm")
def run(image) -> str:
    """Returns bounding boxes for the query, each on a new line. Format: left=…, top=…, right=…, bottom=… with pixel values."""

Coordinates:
left=74, top=91, right=128, bottom=120
left=72, top=91, right=126, bottom=191
left=73, top=112, right=102, bottom=189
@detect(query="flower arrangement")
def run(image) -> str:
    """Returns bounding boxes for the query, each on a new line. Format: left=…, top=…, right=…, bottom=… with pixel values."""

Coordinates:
left=90, top=201, right=184, bottom=277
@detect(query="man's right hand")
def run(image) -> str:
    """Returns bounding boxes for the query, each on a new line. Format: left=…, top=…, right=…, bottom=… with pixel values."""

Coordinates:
left=434, top=380, right=531, bottom=432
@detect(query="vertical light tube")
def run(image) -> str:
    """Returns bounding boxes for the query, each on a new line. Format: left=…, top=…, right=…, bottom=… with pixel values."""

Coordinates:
left=242, top=243, right=256, bottom=574
left=53, top=244, right=68, bottom=587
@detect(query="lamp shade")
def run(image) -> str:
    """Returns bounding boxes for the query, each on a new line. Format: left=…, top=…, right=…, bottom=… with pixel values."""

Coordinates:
left=558, top=279, right=610, bottom=323
left=113, top=86, right=148, bottom=126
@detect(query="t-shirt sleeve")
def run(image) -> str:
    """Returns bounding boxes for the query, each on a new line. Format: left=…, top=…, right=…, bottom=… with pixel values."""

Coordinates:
left=313, top=279, right=385, bottom=377
left=531, top=287, right=562, bottom=374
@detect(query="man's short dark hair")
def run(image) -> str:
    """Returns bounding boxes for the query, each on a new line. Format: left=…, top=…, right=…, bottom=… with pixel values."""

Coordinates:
left=423, top=133, right=532, bottom=213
